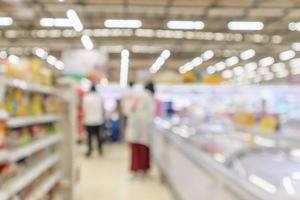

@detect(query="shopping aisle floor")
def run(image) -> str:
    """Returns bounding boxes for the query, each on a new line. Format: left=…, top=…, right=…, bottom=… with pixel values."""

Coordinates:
left=76, top=143, right=173, bottom=200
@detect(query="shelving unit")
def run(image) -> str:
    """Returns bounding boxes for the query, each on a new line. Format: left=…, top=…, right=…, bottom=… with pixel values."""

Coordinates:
left=0, top=76, right=75, bottom=200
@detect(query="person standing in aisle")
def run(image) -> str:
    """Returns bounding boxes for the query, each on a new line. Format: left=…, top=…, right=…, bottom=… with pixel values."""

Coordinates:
left=126, top=81, right=156, bottom=178
left=121, top=81, right=135, bottom=138
left=83, top=84, right=105, bottom=157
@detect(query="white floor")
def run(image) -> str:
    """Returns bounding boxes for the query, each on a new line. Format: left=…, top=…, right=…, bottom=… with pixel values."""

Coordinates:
left=76, top=143, right=173, bottom=200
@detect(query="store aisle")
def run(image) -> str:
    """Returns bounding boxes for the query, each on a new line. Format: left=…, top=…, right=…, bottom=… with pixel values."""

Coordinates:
left=76, top=143, right=173, bottom=200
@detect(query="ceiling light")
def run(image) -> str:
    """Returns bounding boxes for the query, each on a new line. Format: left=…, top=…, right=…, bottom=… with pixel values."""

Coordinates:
left=55, top=61, right=64, bottom=70
left=279, top=50, right=296, bottom=61
left=192, top=57, right=203, bottom=66
left=47, top=55, right=57, bottom=65
left=292, top=43, right=300, bottom=51
left=0, top=17, right=13, bottom=26
left=289, top=22, right=300, bottom=31
left=240, top=49, right=256, bottom=60
left=167, top=20, right=204, bottom=30
left=161, top=49, right=171, bottom=59
left=233, top=66, right=244, bottom=76
left=34, top=48, right=48, bottom=59
left=225, top=56, right=239, bottom=67
left=215, top=62, right=226, bottom=71
left=40, top=18, right=72, bottom=27
left=222, top=70, right=233, bottom=79
left=202, top=50, right=214, bottom=61
left=258, top=66, right=270, bottom=75
left=245, top=62, right=257, bottom=71
left=289, top=58, right=300, bottom=68
left=0, top=51, right=7, bottom=59
left=276, top=69, right=289, bottom=78
left=67, top=9, right=83, bottom=32
left=8, top=55, right=20, bottom=65
left=207, top=66, right=216, bottom=74
left=264, top=73, right=274, bottom=81
left=271, top=62, right=286, bottom=72
left=81, top=35, right=94, bottom=51
left=259, top=57, right=275, bottom=67
left=104, top=19, right=142, bottom=29
left=120, top=49, right=129, bottom=87
left=228, top=21, right=264, bottom=31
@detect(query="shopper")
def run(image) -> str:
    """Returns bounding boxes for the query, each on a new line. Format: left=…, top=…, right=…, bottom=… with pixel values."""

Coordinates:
left=83, top=84, right=105, bottom=157
left=121, top=81, right=135, bottom=138
left=126, top=81, right=156, bottom=178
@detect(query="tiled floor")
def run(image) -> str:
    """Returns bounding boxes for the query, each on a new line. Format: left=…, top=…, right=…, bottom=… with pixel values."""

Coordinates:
left=76, top=143, right=173, bottom=200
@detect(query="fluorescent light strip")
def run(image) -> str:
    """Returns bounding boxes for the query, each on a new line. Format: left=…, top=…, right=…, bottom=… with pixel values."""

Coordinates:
left=67, top=9, right=83, bottom=32
left=248, top=174, right=277, bottom=193
left=8, top=55, right=20, bottom=65
left=279, top=50, right=296, bottom=61
left=32, top=48, right=64, bottom=70
left=150, top=50, right=171, bottom=73
left=120, top=49, right=129, bottom=87
left=225, top=56, right=239, bottom=67
left=222, top=70, right=233, bottom=79
left=81, top=35, right=94, bottom=51
left=289, top=22, right=300, bottom=31
left=167, top=20, right=204, bottom=30
left=104, top=19, right=142, bottom=29
left=34, top=48, right=48, bottom=59
left=292, top=43, right=300, bottom=51
left=215, top=61, right=226, bottom=71
left=228, top=21, right=264, bottom=31
left=40, top=18, right=72, bottom=27
left=0, top=17, right=13, bottom=26
left=240, top=49, right=256, bottom=60
left=259, top=57, right=275, bottom=67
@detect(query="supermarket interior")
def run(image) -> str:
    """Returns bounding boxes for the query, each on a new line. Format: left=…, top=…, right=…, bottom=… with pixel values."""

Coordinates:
left=1, top=0, right=300, bottom=200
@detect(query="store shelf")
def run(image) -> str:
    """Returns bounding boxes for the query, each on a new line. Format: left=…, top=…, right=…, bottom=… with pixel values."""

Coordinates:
left=0, top=150, right=8, bottom=163
left=0, top=154, right=60, bottom=200
left=9, top=134, right=62, bottom=162
left=3, top=78, right=59, bottom=95
left=7, top=114, right=62, bottom=128
left=27, top=171, right=62, bottom=200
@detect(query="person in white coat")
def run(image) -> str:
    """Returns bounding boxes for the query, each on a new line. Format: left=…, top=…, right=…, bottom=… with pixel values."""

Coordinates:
left=83, top=84, right=105, bottom=157
left=126, top=82, right=155, bottom=175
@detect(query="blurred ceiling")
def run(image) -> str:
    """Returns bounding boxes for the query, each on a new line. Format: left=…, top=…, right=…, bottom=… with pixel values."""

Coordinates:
left=0, top=0, right=300, bottom=82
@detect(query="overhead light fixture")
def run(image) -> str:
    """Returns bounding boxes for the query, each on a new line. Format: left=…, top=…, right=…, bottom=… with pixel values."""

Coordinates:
left=120, top=49, right=130, bottom=87
left=276, top=69, right=289, bottom=78
left=47, top=55, right=57, bottom=65
left=34, top=48, right=48, bottom=59
left=202, top=50, right=214, bottom=61
left=0, top=51, right=8, bottom=59
left=192, top=57, right=203, bottom=66
left=289, top=58, right=300, bottom=68
left=279, top=50, right=296, bottom=61
left=292, top=43, right=300, bottom=51
left=0, top=17, right=13, bottom=26
left=55, top=61, right=65, bottom=70
left=289, top=22, right=300, bottom=31
left=8, top=55, right=20, bottom=65
left=81, top=35, right=94, bottom=51
left=233, top=66, right=244, bottom=76
left=40, top=18, right=72, bottom=27
left=215, top=62, right=226, bottom=71
left=104, top=19, right=142, bottom=29
left=271, top=63, right=286, bottom=72
left=67, top=9, right=83, bottom=32
left=150, top=49, right=171, bottom=73
left=222, top=70, right=233, bottom=79
left=259, top=57, right=275, bottom=67
left=207, top=66, right=216, bottom=74
left=245, top=62, right=258, bottom=72
left=225, top=56, right=239, bottom=67
left=240, top=49, right=256, bottom=60
left=167, top=20, right=204, bottom=30
left=228, top=21, right=264, bottom=31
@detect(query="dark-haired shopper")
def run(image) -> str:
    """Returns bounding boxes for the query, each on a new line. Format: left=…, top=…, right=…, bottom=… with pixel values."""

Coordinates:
left=83, top=84, right=105, bottom=157
left=126, top=82, right=155, bottom=177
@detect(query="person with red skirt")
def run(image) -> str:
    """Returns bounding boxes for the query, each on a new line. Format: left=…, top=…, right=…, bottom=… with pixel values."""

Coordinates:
left=126, top=81, right=155, bottom=177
